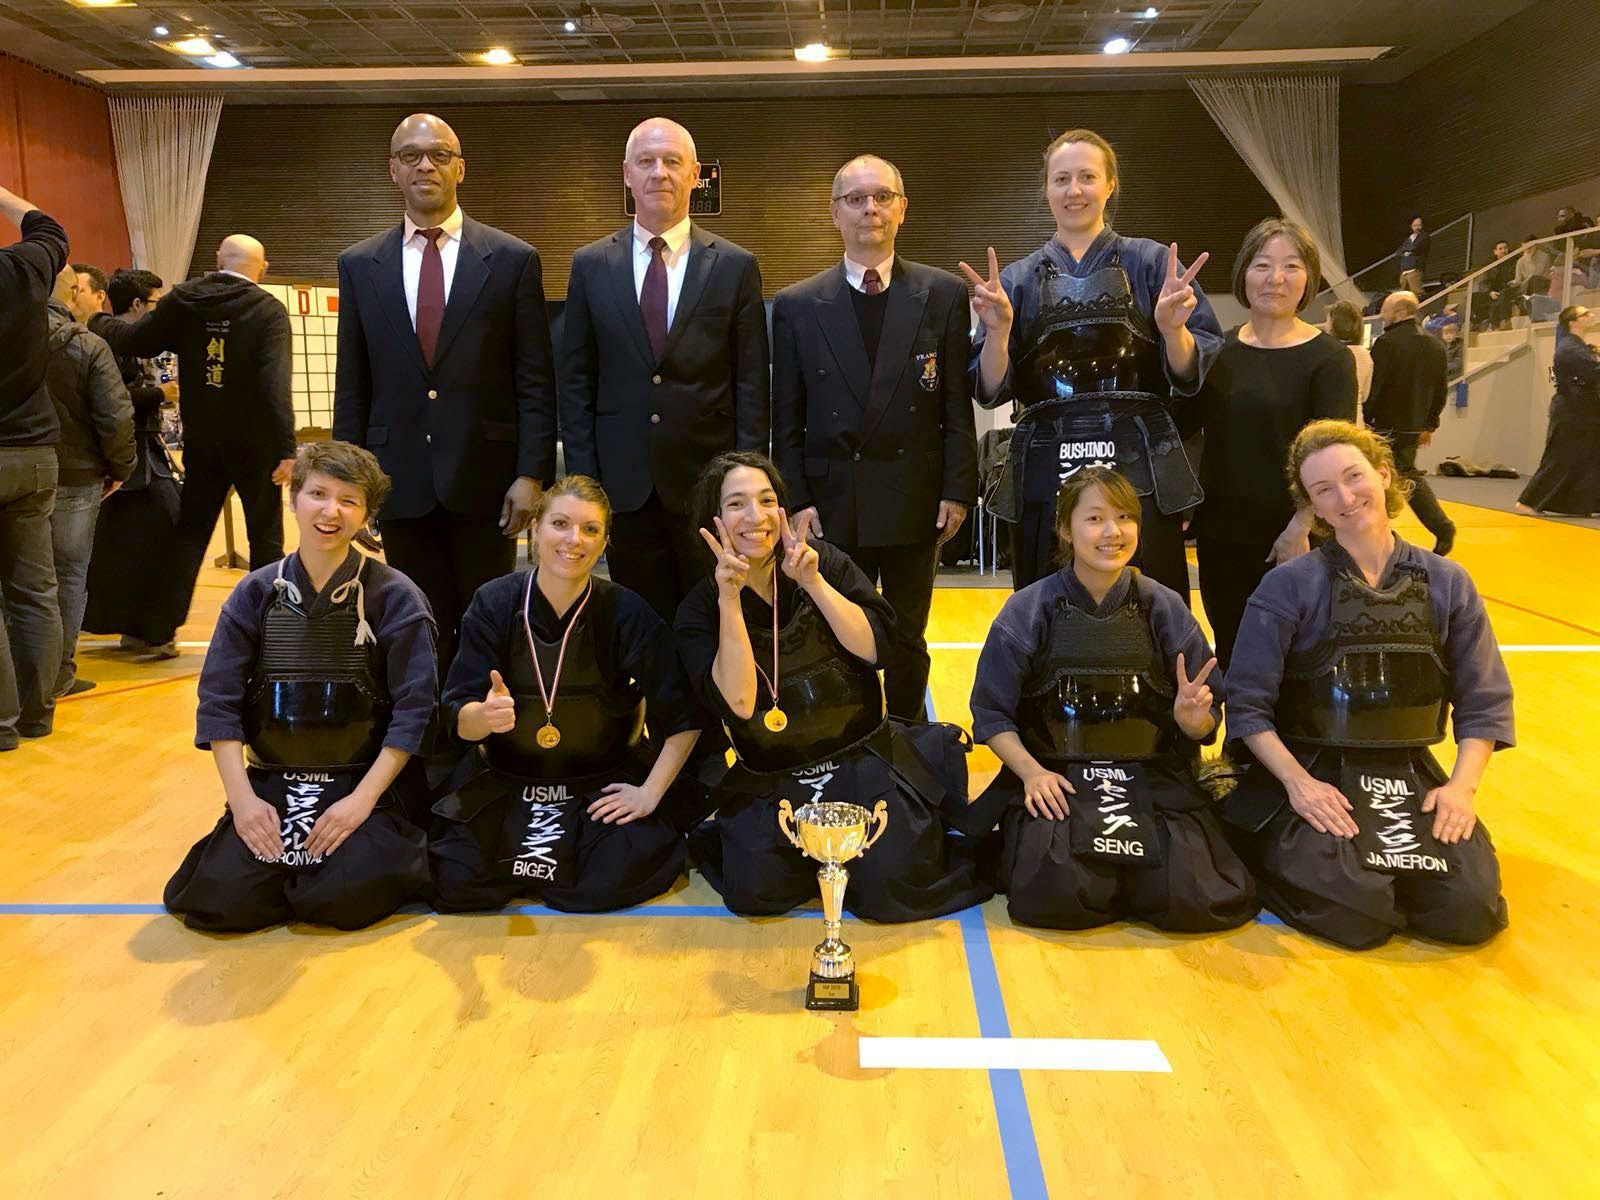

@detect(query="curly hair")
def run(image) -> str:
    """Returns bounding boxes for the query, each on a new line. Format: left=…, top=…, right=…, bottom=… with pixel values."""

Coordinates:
left=1051, top=466, right=1142, bottom=566
left=1286, top=419, right=1411, bottom=534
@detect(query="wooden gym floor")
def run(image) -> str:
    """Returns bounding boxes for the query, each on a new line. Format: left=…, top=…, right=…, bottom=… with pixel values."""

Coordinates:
left=3, top=497, right=1596, bottom=1199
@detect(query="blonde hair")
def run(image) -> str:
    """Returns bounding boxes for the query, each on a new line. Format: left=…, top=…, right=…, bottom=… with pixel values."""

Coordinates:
left=1041, top=129, right=1119, bottom=200
left=1287, top=419, right=1412, bottom=534
left=534, top=474, right=613, bottom=534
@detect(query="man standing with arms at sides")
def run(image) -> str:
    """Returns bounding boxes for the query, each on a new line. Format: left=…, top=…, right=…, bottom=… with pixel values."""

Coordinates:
left=335, top=113, right=557, bottom=668
left=771, top=155, right=976, bottom=719
left=559, top=117, right=769, bottom=621
left=1366, top=289, right=1456, bottom=555
left=91, top=234, right=296, bottom=646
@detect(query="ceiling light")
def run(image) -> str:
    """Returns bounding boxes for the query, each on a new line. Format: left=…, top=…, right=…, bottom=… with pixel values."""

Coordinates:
left=563, top=19, right=577, bottom=32
left=794, top=42, right=830, bottom=62
left=170, top=36, right=217, bottom=56
left=480, top=46, right=518, bottom=65
left=205, top=51, right=242, bottom=67
left=69, top=0, right=135, bottom=8
left=153, top=23, right=168, bottom=35
left=1138, top=6, right=1159, bottom=17
left=1102, top=36, right=1130, bottom=54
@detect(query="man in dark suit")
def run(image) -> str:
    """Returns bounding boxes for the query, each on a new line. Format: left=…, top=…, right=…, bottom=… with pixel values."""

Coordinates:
left=91, top=234, right=296, bottom=651
left=335, top=113, right=557, bottom=667
left=559, top=117, right=769, bottom=621
left=1397, top=216, right=1430, bottom=294
left=772, top=155, right=976, bottom=719
left=1367, top=289, right=1456, bottom=555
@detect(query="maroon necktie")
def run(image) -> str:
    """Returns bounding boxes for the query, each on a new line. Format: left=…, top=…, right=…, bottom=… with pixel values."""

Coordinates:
left=415, top=227, right=445, bottom=367
left=862, top=268, right=883, bottom=295
left=641, top=235, right=668, bottom=360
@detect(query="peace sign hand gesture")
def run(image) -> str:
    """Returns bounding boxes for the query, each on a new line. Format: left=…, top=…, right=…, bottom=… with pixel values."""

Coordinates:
left=778, top=508, right=820, bottom=588
left=1172, top=652, right=1218, bottom=739
left=699, top=517, right=750, bottom=603
left=1152, top=243, right=1210, bottom=338
left=959, top=246, right=1014, bottom=337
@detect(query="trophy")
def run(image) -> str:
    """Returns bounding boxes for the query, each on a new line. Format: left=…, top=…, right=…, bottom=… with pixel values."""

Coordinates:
left=777, top=799, right=889, bottom=1011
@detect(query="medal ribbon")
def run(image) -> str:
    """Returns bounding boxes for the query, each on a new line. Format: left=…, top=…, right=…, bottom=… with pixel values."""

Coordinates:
left=751, top=575, right=782, bottom=721
left=521, top=570, right=595, bottom=733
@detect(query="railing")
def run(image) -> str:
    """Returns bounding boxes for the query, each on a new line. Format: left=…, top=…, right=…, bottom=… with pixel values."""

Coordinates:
left=1308, top=212, right=1475, bottom=314
left=1415, top=221, right=1600, bottom=332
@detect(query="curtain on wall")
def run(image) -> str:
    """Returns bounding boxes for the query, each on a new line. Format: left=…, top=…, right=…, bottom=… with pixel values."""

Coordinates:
left=109, top=94, right=224, bottom=286
left=1188, top=73, right=1364, bottom=306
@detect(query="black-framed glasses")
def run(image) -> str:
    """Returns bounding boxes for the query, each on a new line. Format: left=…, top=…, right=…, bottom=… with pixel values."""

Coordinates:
left=391, top=147, right=462, bottom=167
left=831, top=189, right=904, bottom=210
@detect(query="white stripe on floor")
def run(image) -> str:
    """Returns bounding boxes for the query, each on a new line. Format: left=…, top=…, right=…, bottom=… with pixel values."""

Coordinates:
left=928, top=641, right=1600, bottom=653
left=858, top=1036, right=1172, bottom=1072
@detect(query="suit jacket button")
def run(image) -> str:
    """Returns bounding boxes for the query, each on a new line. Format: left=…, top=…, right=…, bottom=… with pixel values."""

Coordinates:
left=651, top=374, right=663, bottom=385
left=817, top=369, right=827, bottom=378
left=425, top=434, right=432, bottom=444
left=897, top=448, right=904, bottom=456
left=908, top=404, right=916, bottom=412
left=650, top=413, right=661, bottom=424
left=427, top=389, right=438, bottom=400
left=853, top=452, right=861, bottom=462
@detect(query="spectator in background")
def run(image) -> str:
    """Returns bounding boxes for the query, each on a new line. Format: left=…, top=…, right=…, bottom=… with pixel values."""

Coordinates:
left=68, top=263, right=108, bottom=321
left=1326, top=300, right=1373, bottom=417
left=82, top=267, right=188, bottom=655
left=0, top=183, right=69, bottom=749
left=1397, top=216, right=1430, bottom=294
left=1553, top=207, right=1600, bottom=287
left=1475, top=240, right=1516, bottom=330
left=1518, top=306, right=1600, bottom=518
left=42, top=267, right=134, bottom=696
left=90, top=235, right=295, bottom=657
left=1366, top=290, right=1456, bottom=556
left=1511, top=234, right=1554, bottom=319
left=1439, top=320, right=1464, bottom=379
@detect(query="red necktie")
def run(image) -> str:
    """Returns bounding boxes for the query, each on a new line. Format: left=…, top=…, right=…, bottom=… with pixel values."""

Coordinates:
left=641, top=235, right=668, bottom=360
left=416, top=227, right=445, bottom=367
left=862, top=268, right=883, bottom=295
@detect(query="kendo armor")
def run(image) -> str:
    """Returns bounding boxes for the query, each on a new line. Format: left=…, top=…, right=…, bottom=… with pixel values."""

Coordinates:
left=1277, top=561, right=1449, bottom=749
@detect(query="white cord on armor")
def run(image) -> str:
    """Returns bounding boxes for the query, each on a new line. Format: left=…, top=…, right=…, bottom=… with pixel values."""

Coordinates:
left=271, top=557, right=304, bottom=606
left=330, top=554, right=377, bottom=647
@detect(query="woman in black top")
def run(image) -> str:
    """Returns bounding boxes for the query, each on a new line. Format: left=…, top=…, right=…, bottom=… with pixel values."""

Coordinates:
left=675, top=451, right=990, bottom=921
left=1518, top=306, right=1600, bottom=518
left=1192, top=218, right=1357, bottom=669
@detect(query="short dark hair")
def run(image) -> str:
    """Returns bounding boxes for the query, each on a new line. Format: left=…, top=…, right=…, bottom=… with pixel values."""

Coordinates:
left=689, top=450, right=790, bottom=547
left=1327, top=300, right=1364, bottom=345
left=1231, top=217, right=1321, bottom=311
left=290, top=440, right=391, bottom=514
left=72, top=263, right=107, bottom=294
left=1051, top=466, right=1142, bottom=566
left=107, top=268, right=164, bottom=315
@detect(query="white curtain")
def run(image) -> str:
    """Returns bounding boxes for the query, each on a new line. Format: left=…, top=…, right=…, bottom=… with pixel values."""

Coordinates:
left=108, top=95, right=224, bottom=286
left=1188, top=74, right=1364, bottom=307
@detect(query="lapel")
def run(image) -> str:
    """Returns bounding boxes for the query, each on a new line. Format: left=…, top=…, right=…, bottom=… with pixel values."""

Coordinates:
left=659, top=223, right=719, bottom=364
left=861, top=260, right=930, bottom=444
left=815, top=263, right=870, bottom=408
left=371, top=225, right=428, bottom=379
left=605, top=225, right=655, bottom=365
left=430, top=217, right=492, bottom=369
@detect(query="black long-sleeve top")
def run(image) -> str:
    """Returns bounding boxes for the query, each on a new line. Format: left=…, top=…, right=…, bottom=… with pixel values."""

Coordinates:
left=1, top=209, right=69, bottom=446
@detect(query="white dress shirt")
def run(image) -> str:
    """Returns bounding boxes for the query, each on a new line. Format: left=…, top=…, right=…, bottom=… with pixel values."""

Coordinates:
left=843, top=253, right=895, bottom=294
left=632, top=216, right=692, bottom=328
left=402, top=206, right=464, bottom=328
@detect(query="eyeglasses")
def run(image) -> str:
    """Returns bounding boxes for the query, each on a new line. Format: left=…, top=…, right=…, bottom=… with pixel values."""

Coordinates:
left=390, top=147, right=462, bottom=167
left=831, top=189, right=904, bottom=210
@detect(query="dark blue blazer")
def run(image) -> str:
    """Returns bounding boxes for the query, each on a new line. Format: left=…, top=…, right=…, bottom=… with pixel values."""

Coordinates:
left=333, top=216, right=557, bottom=520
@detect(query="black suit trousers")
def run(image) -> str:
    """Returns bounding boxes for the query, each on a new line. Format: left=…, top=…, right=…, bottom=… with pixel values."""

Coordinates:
left=605, top=489, right=709, bottom=623
left=833, top=540, right=939, bottom=720
left=381, top=505, right=516, bottom=672
left=169, top=439, right=286, bottom=638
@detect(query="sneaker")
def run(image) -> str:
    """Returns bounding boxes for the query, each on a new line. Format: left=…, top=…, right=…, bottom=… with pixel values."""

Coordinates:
left=141, top=640, right=179, bottom=660
left=56, top=678, right=97, bottom=698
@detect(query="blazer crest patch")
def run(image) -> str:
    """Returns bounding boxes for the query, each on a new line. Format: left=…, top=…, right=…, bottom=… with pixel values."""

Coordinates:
left=915, top=351, right=939, bottom=392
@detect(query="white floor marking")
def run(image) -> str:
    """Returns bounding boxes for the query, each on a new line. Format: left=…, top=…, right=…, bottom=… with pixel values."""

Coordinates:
left=858, top=1036, right=1172, bottom=1072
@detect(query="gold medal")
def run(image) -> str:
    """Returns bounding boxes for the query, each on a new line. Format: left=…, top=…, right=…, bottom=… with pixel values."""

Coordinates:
left=764, top=706, right=788, bottom=733
left=536, top=723, right=562, bottom=749
left=520, top=572, right=594, bottom=757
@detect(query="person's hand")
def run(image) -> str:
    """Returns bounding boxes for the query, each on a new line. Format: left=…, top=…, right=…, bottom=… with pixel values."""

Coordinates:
left=958, top=246, right=1014, bottom=337
left=1422, top=779, right=1477, bottom=845
left=271, top=457, right=295, bottom=487
left=1418, top=430, right=1433, bottom=448
left=1267, top=519, right=1311, bottom=565
left=1021, top=767, right=1073, bottom=821
left=1285, top=772, right=1359, bottom=837
left=304, top=790, right=378, bottom=858
left=587, top=782, right=661, bottom=826
left=935, top=500, right=968, bottom=545
left=1153, top=243, right=1211, bottom=338
left=480, top=669, right=517, bottom=734
left=227, top=790, right=284, bottom=861
left=101, top=478, right=123, bottom=499
left=791, top=506, right=824, bottom=542
left=699, top=517, right=750, bottom=602
left=500, top=476, right=542, bottom=536
left=1173, top=652, right=1218, bottom=739
left=778, top=508, right=820, bottom=588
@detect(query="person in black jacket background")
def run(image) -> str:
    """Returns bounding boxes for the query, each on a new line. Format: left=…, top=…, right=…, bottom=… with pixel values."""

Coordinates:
left=1397, top=216, right=1430, bottom=294
left=335, top=113, right=558, bottom=671
left=1366, top=290, right=1456, bottom=555
left=0, top=184, right=69, bottom=747
left=91, top=234, right=295, bottom=645
left=772, top=154, right=976, bottom=718
left=560, top=117, right=769, bottom=622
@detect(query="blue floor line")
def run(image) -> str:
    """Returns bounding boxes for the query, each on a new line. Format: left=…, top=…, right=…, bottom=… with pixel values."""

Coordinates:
left=957, top=907, right=1050, bottom=1200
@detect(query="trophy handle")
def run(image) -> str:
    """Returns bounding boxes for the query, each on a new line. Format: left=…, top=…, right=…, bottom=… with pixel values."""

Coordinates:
left=862, top=800, right=890, bottom=851
left=777, top=799, right=802, bottom=850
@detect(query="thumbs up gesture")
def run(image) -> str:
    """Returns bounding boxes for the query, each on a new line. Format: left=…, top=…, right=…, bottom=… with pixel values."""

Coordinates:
left=482, top=669, right=517, bottom=734
left=1173, top=652, right=1218, bottom=740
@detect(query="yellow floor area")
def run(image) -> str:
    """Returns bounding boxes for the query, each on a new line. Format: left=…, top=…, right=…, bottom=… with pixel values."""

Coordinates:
left=3, top=498, right=1596, bottom=1198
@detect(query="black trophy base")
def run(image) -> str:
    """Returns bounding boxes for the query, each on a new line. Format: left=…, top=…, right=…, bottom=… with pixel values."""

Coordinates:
left=806, top=972, right=859, bottom=1011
